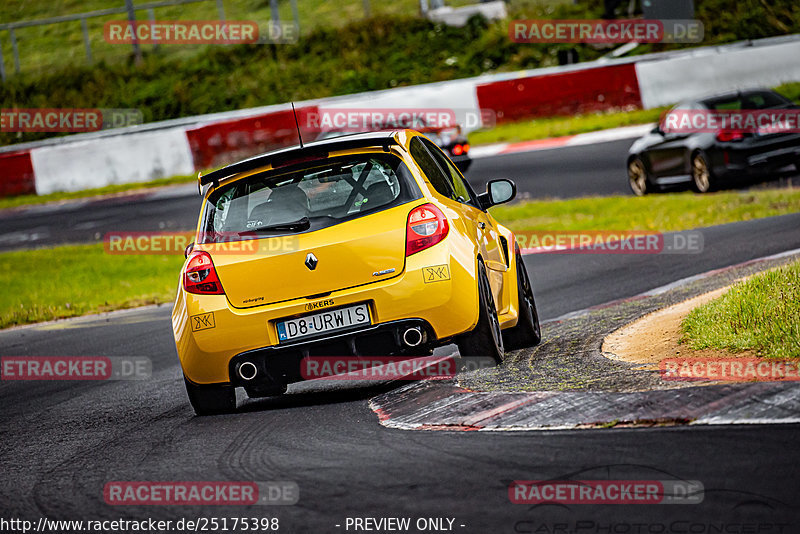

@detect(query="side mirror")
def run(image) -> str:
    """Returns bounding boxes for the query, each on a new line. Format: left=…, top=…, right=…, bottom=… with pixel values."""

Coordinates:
left=652, top=125, right=664, bottom=135
left=479, top=179, right=516, bottom=209
left=184, top=242, right=195, bottom=258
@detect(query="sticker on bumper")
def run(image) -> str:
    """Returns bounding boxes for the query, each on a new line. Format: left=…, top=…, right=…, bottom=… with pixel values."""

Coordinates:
left=423, top=264, right=450, bottom=283
left=191, top=312, right=216, bottom=331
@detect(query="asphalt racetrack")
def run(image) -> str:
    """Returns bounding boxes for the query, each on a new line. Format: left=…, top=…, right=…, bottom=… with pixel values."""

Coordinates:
left=1, top=139, right=800, bottom=531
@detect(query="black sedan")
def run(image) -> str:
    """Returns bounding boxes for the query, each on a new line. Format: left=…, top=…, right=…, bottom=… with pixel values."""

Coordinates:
left=627, top=89, right=800, bottom=195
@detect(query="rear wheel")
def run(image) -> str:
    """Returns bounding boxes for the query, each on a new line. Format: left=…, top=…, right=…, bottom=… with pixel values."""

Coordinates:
left=184, top=377, right=236, bottom=416
left=691, top=152, right=715, bottom=193
left=628, top=157, right=654, bottom=196
left=503, top=249, right=541, bottom=351
left=457, top=259, right=504, bottom=363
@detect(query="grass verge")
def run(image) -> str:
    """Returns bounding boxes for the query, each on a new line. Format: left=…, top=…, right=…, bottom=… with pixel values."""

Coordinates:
left=489, top=188, right=800, bottom=232
left=681, top=260, right=800, bottom=359
left=0, top=174, right=196, bottom=211
left=0, top=244, right=183, bottom=329
left=2, top=188, right=799, bottom=329
left=470, top=107, right=665, bottom=146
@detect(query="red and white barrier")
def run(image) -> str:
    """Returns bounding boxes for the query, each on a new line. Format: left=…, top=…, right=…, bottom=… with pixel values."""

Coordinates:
left=186, top=106, right=320, bottom=170
left=475, top=63, right=642, bottom=124
left=30, top=129, right=195, bottom=195
left=0, top=150, right=35, bottom=197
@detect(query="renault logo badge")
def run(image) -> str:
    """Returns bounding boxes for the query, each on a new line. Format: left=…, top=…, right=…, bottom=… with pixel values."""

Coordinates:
left=305, top=253, right=318, bottom=271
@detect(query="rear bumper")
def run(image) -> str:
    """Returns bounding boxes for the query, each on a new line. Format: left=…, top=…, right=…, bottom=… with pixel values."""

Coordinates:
left=229, top=318, right=434, bottom=394
left=172, top=243, right=479, bottom=385
left=709, top=137, right=800, bottom=178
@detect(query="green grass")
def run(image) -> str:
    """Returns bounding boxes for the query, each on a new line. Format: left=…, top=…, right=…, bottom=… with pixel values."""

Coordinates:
left=490, top=188, right=800, bottom=232
left=470, top=107, right=666, bottom=146
left=0, top=173, right=196, bottom=211
left=0, top=0, right=569, bottom=78
left=681, top=260, right=800, bottom=359
left=0, top=0, right=471, bottom=75
left=0, top=244, right=183, bottom=329
left=2, top=187, right=799, bottom=329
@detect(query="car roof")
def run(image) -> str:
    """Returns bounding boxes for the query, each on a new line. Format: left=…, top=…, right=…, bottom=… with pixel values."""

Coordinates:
left=697, top=87, right=778, bottom=105
left=199, top=130, right=405, bottom=187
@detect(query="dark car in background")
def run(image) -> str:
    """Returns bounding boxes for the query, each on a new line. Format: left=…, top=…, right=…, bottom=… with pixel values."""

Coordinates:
left=424, top=124, right=471, bottom=174
left=316, top=120, right=471, bottom=174
left=627, top=89, right=800, bottom=195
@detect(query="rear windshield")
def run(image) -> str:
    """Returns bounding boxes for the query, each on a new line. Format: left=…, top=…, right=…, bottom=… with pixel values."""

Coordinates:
left=703, top=91, right=793, bottom=110
left=200, top=153, right=420, bottom=242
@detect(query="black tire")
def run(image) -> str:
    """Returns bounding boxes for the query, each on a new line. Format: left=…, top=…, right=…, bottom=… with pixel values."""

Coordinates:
left=184, top=377, right=236, bottom=416
left=503, top=248, right=542, bottom=351
left=457, top=259, right=504, bottom=363
left=628, top=156, right=655, bottom=196
left=691, top=152, right=715, bottom=193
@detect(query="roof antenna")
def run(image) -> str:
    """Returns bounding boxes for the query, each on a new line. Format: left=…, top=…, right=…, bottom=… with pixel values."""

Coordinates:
left=291, top=102, right=304, bottom=148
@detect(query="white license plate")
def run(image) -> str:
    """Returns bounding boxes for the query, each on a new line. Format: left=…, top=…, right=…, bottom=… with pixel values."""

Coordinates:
left=276, top=304, right=370, bottom=343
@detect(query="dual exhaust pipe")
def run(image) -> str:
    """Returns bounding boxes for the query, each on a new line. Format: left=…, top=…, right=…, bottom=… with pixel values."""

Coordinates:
left=236, top=327, right=425, bottom=381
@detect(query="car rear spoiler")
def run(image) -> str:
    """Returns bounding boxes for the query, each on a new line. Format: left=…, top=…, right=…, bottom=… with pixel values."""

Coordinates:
left=197, top=134, right=400, bottom=193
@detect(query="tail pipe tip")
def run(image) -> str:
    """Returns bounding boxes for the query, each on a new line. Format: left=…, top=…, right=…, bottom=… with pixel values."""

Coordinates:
left=237, top=361, right=258, bottom=381
left=402, top=327, right=424, bottom=347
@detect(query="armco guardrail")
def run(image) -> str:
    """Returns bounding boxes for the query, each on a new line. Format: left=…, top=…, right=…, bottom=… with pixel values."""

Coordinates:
left=1, top=34, right=799, bottom=198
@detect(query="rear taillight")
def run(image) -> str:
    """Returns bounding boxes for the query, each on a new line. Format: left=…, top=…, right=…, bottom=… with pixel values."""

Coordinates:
left=451, top=143, right=470, bottom=156
left=716, top=130, right=745, bottom=142
left=183, top=250, right=225, bottom=295
left=406, top=203, right=449, bottom=256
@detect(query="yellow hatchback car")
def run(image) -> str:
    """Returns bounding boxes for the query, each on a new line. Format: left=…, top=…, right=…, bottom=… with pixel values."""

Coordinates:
left=172, top=130, right=541, bottom=415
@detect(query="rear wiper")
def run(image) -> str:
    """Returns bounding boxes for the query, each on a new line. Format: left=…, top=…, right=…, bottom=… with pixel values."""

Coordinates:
left=240, top=217, right=310, bottom=234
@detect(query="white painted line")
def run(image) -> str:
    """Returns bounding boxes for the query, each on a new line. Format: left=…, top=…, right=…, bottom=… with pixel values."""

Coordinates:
left=566, top=123, right=655, bottom=146
left=469, top=123, right=653, bottom=160
left=468, top=143, right=508, bottom=159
